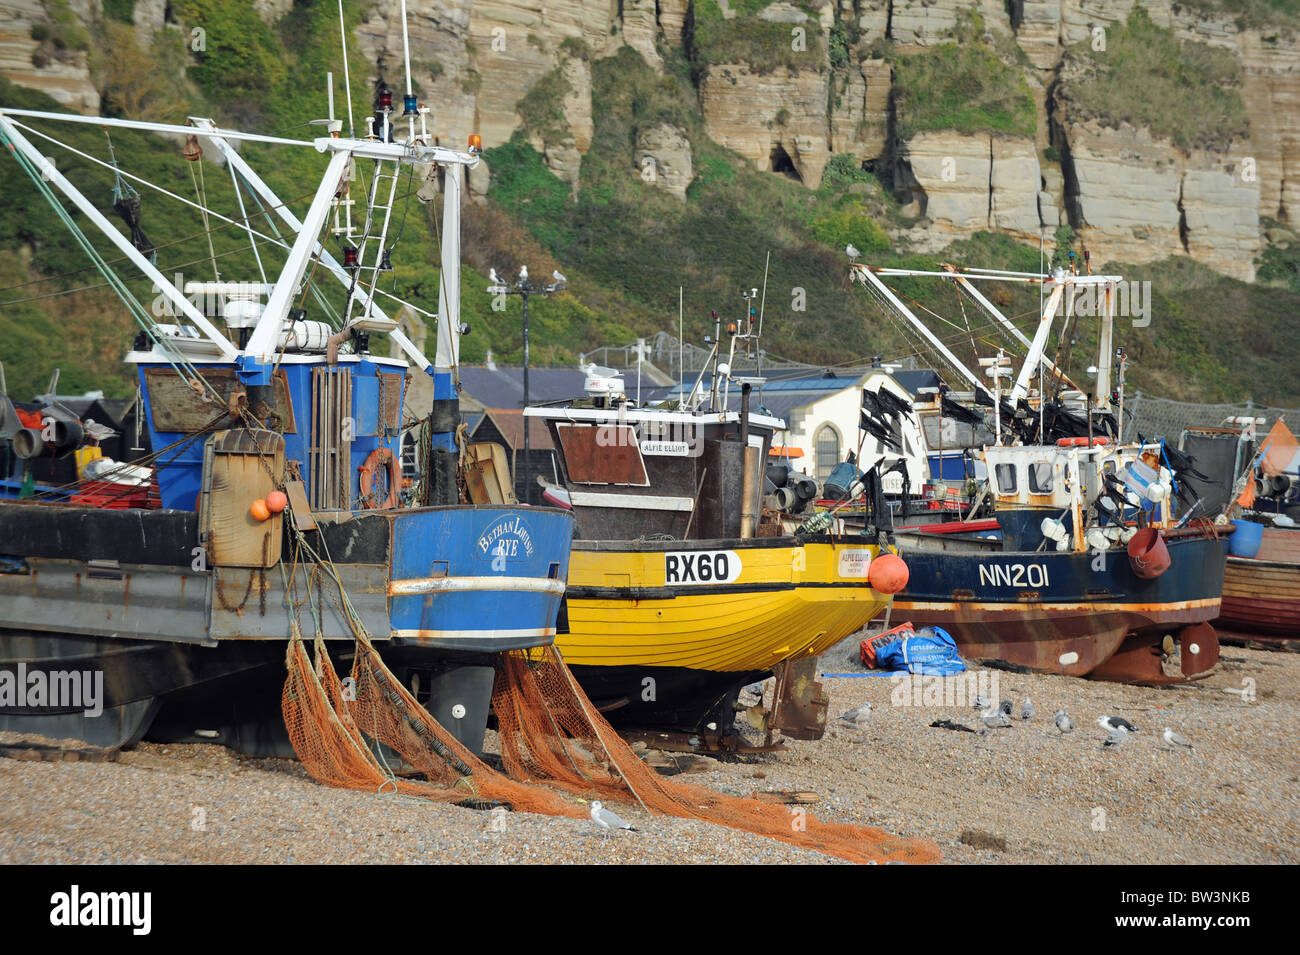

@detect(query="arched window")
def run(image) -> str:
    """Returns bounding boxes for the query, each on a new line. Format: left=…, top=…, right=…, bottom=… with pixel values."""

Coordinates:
left=815, top=424, right=840, bottom=480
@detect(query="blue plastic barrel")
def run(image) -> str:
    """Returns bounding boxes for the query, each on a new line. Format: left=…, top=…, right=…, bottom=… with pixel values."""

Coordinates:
left=1229, top=519, right=1264, bottom=558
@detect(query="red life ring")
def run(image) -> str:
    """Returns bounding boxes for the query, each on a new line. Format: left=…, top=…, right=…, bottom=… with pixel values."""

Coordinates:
left=1056, top=436, right=1109, bottom=447
left=358, top=446, right=400, bottom=509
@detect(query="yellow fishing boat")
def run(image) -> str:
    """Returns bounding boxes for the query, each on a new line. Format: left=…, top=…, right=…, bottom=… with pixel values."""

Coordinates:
left=556, top=536, right=895, bottom=732
left=561, top=537, right=889, bottom=668
left=514, top=342, right=905, bottom=736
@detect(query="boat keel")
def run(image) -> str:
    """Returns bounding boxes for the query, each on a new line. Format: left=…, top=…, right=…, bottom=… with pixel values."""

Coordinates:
left=1088, top=622, right=1220, bottom=685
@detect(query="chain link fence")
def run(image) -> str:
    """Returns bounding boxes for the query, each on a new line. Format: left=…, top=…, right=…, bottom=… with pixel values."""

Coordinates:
left=1126, top=392, right=1300, bottom=443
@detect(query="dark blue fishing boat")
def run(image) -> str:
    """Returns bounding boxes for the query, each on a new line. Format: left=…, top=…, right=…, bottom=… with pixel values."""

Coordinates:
left=848, top=261, right=1227, bottom=684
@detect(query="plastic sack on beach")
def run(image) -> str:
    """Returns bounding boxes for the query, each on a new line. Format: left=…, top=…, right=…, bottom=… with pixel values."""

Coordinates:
left=872, top=626, right=967, bottom=676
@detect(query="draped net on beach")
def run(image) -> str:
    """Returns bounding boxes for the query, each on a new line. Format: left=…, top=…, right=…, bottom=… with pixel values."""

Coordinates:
left=281, top=625, right=941, bottom=865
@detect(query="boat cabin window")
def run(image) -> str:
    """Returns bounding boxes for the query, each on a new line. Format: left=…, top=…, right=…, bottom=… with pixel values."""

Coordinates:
left=1028, top=461, right=1054, bottom=494
left=994, top=463, right=1018, bottom=494
left=555, top=423, right=650, bottom=486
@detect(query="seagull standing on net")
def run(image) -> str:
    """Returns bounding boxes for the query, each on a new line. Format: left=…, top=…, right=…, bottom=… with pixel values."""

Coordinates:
left=590, top=800, right=638, bottom=839
left=1162, top=727, right=1194, bottom=751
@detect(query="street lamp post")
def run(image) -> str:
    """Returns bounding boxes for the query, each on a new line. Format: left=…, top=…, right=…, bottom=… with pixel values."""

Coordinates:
left=487, top=265, right=567, bottom=503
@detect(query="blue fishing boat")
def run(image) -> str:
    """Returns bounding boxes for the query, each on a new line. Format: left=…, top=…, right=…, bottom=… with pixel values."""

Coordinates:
left=0, top=38, right=573, bottom=753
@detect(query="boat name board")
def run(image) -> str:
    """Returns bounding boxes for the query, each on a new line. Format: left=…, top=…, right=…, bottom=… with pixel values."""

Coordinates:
left=640, top=440, right=692, bottom=456
left=977, top=562, right=1050, bottom=588
left=664, top=550, right=742, bottom=585
left=837, top=549, right=873, bottom=578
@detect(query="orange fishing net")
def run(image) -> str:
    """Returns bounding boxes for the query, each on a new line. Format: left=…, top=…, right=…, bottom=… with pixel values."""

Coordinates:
left=283, top=622, right=941, bottom=864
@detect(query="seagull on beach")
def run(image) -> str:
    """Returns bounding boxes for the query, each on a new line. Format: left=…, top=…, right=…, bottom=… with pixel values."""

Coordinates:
left=999, top=699, right=1013, bottom=717
left=1101, top=724, right=1129, bottom=749
left=972, top=694, right=991, bottom=711
left=980, top=705, right=1012, bottom=729
left=1098, top=715, right=1139, bottom=734
left=838, top=702, right=872, bottom=725
left=590, top=801, right=638, bottom=839
left=1162, top=727, right=1193, bottom=751
left=1020, top=697, right=1035, bottom=721
left=1054, top=709, right=1074, bottom=734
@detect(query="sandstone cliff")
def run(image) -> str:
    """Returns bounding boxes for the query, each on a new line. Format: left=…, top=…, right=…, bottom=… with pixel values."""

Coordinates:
left=2, top=0, right=1297, bottom=282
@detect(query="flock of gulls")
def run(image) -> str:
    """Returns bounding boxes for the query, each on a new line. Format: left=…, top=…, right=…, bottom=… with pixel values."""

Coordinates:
left=833, top=695, right=1201, bottom=752
left=583, top=689, right=1196, bottom=839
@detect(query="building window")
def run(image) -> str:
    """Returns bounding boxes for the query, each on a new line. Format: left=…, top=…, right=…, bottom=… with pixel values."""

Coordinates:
left=815, top=424, right=840, bottom=480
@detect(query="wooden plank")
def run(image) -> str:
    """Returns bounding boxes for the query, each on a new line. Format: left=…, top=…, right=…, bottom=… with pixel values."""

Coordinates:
left=752, top=790, right=820, bottom=805
left=283, top=479, right=316, bottom=531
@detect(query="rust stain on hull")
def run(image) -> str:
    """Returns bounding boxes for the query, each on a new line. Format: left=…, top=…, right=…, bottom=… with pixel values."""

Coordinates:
left=892, top=599, right=1221, bottom=685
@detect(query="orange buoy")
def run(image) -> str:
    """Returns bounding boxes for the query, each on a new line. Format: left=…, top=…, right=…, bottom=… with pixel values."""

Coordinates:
left=1127, top=527, right=1170, bottom=579
left=868, top=552, right=910, bottom=594
left=266, top=490, right=288, bottom=513
left=249, top=498, right=271, bottom=522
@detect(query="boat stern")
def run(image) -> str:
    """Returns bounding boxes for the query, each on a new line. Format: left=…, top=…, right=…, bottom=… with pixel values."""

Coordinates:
left=387, top=506, right=574, bottom=652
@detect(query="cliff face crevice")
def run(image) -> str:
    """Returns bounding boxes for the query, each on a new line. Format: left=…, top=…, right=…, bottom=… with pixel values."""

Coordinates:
left=3, top=0, right=1296, bottom=281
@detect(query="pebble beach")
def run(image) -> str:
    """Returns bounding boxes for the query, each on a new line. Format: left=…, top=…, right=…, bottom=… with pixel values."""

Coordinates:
left=2, top=642, right=1295, bottom=865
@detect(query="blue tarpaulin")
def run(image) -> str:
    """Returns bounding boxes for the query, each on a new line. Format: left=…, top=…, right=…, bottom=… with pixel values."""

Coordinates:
left=873, top=627, right=967, bottom=676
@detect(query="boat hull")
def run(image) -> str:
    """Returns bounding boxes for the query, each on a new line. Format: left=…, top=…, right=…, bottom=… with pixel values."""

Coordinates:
left=1216, top=557, right=1300, bottom=645
left=0, top=501, right=574, bottom=754
left=892, top=534, right=1227, bottom=684
left=556, top=536, right=893, bottom=731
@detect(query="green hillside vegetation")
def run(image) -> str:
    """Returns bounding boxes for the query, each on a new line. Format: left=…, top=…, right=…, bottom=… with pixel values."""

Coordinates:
left=1058, top=7, right=1249, bottom=151
left=688, top=0, right=824, bottom=76
left=891, top=43, right=1036, bottom=140
left=1, top=4, right=1299, bottom=410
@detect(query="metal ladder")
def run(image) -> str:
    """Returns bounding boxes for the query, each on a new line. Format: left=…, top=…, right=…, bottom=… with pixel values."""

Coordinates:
left=343, top=158, right=400, bottom=333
